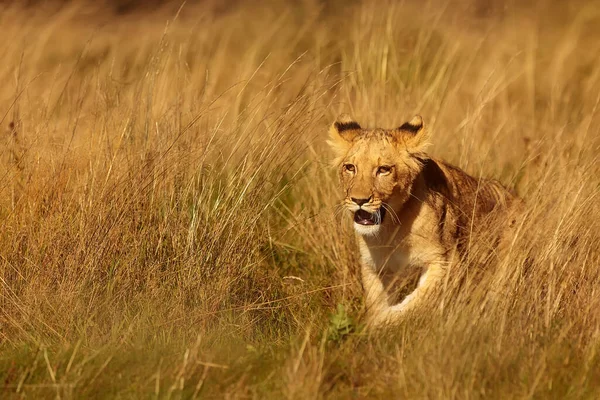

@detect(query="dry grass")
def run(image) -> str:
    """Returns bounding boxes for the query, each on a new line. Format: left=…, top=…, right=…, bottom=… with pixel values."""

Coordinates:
left=1, top=0, right=599, bottom=398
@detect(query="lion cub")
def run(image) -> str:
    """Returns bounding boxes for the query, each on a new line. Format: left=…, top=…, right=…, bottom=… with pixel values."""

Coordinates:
left=328, top=114, right=520, bottom=327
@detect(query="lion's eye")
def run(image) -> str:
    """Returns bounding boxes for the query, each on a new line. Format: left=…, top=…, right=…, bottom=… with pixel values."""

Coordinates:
left=344, top=164, right=356, bottom=173
left=377, top=166, right=392, bottom=175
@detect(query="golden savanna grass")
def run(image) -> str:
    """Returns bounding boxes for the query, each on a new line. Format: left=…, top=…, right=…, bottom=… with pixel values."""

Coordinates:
left=1, top=0, right=599, bottom=398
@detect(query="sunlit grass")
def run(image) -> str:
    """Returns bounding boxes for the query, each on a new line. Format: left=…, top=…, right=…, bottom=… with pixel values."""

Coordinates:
left=1, top=0, right=599, bottom=398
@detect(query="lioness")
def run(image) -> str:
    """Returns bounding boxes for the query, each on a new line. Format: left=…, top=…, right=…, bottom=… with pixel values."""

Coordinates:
left=329, top=114, right=520, bottom=327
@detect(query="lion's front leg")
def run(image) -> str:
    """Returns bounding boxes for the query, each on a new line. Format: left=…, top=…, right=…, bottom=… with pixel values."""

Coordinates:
left=390, top=262, right=446, bottom=314
left=360, top=260, right=390, bottom=322
left=368, top=261, right=445, bottom=327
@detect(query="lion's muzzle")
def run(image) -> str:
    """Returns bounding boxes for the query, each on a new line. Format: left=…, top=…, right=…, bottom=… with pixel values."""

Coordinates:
left=354, top=208, right=386, bottom=225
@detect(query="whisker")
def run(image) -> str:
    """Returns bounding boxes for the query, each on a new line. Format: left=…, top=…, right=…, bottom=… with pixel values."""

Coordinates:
left=382, top=202, right=401, bottom=225
left=333, top=202, right=352, bottom=219
left=375, top=209, right=382, bottom=224
left=407, top=192, right=424, bottom=202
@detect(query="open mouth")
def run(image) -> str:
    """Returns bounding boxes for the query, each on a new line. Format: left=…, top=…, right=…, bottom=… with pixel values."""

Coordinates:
left=354, top=208, right=386, bottom=225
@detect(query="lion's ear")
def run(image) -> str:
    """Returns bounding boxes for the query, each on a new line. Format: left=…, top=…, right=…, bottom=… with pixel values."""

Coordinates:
left=395, top=115, right=429, bottom=149
left=327, top=114, right=362, bottom=154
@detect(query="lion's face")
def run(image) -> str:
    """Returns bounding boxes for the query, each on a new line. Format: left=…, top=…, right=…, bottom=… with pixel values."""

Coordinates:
left=328, top=115, right=428, bottom=236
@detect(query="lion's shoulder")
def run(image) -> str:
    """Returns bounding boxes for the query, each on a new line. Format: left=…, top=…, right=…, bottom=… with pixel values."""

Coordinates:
left=421, top=158, right=519, bottom=215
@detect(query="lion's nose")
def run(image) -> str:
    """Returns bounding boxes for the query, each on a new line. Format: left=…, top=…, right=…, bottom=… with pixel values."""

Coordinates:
left=351, top=197, right=371, bottom=206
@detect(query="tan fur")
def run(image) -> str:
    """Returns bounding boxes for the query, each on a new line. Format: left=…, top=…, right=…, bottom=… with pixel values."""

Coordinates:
left=329, top=114, right=521, bottom=328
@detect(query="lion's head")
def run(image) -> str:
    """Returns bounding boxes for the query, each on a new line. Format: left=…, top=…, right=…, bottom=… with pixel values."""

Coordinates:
left=328, top=114, right=429, bottom=236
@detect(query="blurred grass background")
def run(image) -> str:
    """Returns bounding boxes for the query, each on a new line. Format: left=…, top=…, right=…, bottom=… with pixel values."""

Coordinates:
left=1, top=0, right=599, bottom=398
